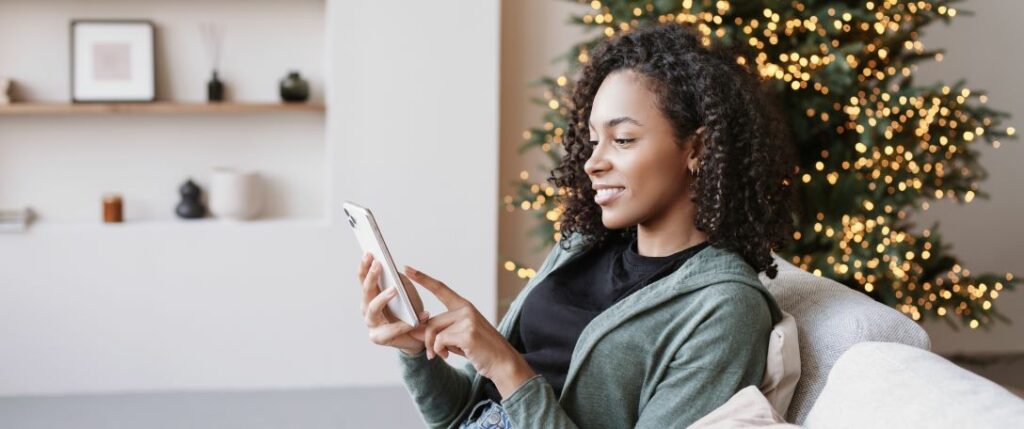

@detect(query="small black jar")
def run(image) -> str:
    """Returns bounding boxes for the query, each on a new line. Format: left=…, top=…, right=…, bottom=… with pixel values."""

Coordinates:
left=279, top=70, right=309, bottom=102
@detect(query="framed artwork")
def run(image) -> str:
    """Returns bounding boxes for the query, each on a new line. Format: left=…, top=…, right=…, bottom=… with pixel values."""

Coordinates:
left=71, top=19, right=155, bottom=103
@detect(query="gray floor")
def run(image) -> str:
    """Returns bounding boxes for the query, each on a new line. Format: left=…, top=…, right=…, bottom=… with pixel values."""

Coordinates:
left=0, top=386, right=424, bottom=429
left=3, top=356, right=1021, bottom=429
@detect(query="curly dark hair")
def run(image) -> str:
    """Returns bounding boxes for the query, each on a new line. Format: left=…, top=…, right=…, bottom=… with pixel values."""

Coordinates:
left=548, top=23, right=797, bottom=279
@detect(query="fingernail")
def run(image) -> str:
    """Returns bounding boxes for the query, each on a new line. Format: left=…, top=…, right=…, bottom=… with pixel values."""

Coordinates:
left=386, top=287, right=397, bottom=296
left=371, top=262, right=380, bottom=272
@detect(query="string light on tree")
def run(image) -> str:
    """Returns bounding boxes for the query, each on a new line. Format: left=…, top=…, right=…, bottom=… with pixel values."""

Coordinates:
left=501, top=0, right=1018, bottom=329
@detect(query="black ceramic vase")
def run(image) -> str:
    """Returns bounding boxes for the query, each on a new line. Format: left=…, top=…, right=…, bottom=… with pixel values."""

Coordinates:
left=175, top=178, right=207, bottom=219
left=279, top=70, right=309, bottom=102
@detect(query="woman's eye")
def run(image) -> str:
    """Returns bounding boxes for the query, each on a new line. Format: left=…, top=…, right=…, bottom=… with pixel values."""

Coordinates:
left=589, top=139, right=634, bottom=146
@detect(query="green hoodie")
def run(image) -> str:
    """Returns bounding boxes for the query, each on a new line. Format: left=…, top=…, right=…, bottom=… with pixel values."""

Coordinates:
left=397, top=233, right=784, bottom=428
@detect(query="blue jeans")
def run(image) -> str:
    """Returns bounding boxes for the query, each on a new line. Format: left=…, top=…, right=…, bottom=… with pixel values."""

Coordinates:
left=458, top=399, right=512, bottom=429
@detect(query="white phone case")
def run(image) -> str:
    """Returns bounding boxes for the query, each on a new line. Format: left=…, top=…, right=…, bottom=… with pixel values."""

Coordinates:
left=343, top=201, right=419, bottom=327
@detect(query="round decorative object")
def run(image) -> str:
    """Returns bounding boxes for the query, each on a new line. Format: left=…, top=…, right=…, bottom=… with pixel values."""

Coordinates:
left=175, top=178, right=207, bottom=219
left=279, top=70, right=309, bottom=102
left=208, top=168, right=262, bottom=221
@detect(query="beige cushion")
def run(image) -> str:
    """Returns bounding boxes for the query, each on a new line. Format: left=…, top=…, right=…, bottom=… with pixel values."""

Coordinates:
left=687, top=385, right=800, bottom=428
left=758, top=310, right=801, bottom=417
left=759, top=254, right=931, bottom=424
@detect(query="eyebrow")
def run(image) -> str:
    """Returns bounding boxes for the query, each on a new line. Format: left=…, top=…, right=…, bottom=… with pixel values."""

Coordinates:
left=589, top=116, right=643, bottom=129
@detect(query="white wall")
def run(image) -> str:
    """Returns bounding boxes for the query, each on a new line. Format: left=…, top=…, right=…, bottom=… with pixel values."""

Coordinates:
left=0, top=0, right=500, bottom=396
left=326, top=0, right=500, bottom=381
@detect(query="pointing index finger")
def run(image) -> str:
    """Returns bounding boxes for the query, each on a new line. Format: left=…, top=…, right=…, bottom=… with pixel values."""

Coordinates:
left=403, top=265, right=464, bottom=309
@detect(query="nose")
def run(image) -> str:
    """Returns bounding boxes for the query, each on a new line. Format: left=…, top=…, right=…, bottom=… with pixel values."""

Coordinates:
left=584, top=141, right=609, bottom=176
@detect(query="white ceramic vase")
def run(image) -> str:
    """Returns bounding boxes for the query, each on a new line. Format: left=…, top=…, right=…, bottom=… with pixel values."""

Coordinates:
left=0, top=78, right=11, bottom=104
left=209, top=167, right=262, bottom=221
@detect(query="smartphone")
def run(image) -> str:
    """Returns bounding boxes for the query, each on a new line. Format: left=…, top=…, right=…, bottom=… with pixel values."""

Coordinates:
left=343, top=201, right=422, bottom=327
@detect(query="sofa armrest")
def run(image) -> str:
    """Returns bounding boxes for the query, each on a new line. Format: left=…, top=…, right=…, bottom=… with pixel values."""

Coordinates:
left=803, top=341, right=1024, bottom=428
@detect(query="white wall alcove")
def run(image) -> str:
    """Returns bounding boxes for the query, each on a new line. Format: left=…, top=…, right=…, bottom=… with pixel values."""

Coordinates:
left=0, top=0, right=500, bottom=397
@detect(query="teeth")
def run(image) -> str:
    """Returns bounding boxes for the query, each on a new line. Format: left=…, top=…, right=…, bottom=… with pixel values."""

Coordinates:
left=596, top=187, right=625, bottom=196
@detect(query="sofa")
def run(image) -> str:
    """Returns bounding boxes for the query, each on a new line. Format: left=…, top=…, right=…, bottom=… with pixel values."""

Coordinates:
left=757, top=254, right=1024, bottom=427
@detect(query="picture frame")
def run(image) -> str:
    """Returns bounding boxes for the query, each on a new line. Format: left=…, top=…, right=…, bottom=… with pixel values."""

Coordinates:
left=70, top=19, right=155, bottom=103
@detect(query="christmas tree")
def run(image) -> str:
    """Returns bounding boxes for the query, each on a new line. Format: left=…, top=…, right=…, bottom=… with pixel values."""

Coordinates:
left=502, top=0, right=1018, bottom=330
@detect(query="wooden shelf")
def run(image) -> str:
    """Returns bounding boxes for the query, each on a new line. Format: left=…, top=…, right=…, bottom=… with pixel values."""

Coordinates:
left=23, top=217, right=331, bottom=232
left=0, top=102, right=325, bottom=115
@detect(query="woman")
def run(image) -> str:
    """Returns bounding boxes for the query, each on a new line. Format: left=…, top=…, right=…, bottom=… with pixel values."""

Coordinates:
left=356, top=23, right=796, bottom=428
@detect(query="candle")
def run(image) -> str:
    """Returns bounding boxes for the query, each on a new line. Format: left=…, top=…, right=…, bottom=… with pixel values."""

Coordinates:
left=102, top=193, right=123, bottom=223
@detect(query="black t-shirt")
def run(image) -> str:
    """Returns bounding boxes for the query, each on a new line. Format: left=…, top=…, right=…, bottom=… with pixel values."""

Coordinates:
left=480, top=234, right=710, bottom=403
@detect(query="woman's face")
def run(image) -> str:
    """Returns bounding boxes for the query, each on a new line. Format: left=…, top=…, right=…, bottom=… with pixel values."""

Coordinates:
left=584, top=69, right=697, bottom=230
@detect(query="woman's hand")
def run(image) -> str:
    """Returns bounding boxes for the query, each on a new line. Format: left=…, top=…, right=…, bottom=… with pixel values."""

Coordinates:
left=357, top=251, right=429, bottom=356
left=402, top=264, right=537, bottom=398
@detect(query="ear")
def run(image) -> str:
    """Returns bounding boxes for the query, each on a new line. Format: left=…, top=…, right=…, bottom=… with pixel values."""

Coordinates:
left=687, top=126, right=707, bottom=173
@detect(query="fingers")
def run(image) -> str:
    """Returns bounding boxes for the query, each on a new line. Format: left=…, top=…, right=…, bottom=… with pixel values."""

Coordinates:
left=422, top=320, right=440, bottom=360
left=407, top=310, right=430, bottom=342
left=421, top=311, right=459, bottom=360
left=358, top=252, right=377, bottom=305
left=433, top=325, right=468, bottom=360
left=367, top=320, right=417, bottom=346
left=359, top=251, right=436, bottom=352
left=364, top=278, right=396, bottom=327
left=434, top=330, right=452, bottom=360
left=403, top=265, right=465, bottom=309
left=356, top=251, right=372, bottom=283
left=360, top=259, right=383, bottom=317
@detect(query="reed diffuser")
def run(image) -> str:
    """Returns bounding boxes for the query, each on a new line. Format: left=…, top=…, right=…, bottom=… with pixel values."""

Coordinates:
left=200, top=22, right=224, bottom=102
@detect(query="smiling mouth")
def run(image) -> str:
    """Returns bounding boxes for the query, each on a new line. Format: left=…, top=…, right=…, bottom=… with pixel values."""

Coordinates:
left=594, top=187, right=625, bottom=205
